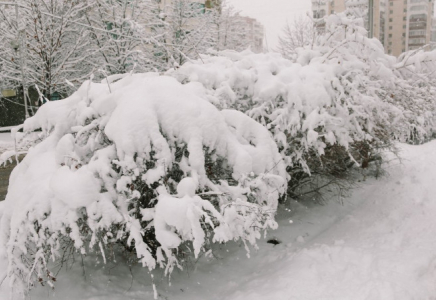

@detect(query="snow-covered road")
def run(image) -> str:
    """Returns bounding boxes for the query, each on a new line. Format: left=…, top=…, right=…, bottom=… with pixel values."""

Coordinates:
left=1, top=141, right=436, bottom=300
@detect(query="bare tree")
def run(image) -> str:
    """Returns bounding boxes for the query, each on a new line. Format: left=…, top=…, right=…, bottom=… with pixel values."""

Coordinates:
left=157, top=0, right=215, bottom=67
left=276, top=16, right=316, bottom=59
left=209, top=2, right=251, bottom=52
left=84, top=0, right=158, bottom=75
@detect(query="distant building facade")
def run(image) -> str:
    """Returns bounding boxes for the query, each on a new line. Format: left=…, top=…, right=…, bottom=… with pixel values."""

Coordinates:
left=431, top=16, right=436, bottom=48
left=157, top=0, right=264, bottom=52
left=235, top=16, right=265, bottom=53
left=312, top=0, right=436, bottom=56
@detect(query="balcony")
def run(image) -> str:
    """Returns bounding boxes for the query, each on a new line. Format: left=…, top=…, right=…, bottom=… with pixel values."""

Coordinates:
left=409, top=21, right=428, bottom=30
left=409, top=5, right=428, bottom=13
left=409, top=32, right=427, bottom=37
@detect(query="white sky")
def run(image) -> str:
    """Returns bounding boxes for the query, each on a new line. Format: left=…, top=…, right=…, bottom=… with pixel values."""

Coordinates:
left=228, top=0, right=312, bottom=50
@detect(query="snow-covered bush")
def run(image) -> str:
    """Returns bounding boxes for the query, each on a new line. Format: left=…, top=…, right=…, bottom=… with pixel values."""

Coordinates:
left=0, top=74, right=286, bottom=293
left=391, top=48, right=436, bottom=143
left=170, top=13, right=436, bottom=198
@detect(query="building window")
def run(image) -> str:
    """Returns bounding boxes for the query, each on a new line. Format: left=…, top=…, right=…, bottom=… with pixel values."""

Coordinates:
left=389, top=18, right=393, bottom=22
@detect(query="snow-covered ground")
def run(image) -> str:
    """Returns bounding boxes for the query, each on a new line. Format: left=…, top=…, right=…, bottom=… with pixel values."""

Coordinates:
left=1, top=140, right=435, bottom=299
left=0, top=132, right=14, bottom=152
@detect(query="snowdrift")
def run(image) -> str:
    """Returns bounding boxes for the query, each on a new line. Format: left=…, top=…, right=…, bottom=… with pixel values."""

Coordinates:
left=0, top=74, right=286, bottom=293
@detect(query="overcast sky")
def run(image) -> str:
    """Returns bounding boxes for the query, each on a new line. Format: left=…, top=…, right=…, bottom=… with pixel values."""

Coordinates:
left=228, top=0, right=312, bottom=51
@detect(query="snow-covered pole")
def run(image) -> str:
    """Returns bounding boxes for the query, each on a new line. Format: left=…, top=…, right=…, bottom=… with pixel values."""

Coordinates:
left=368, top=0, right=374, bottom=39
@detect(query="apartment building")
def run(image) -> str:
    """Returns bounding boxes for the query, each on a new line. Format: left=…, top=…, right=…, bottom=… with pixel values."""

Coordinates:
left=157, top=0, right=263, bottom=52
left=406, top=0, right=434, bottom=51
left=235, top=16, right=265, bottom=53
left=158, top=0, right=220, bottom=10
left=312, top=0, right=388, bottom=43
left=431, top=17, right=436, bottom=47
left=312, top=0, right=435, bottom=56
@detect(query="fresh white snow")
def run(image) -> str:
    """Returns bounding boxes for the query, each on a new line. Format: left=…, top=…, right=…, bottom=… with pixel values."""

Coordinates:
left=0, top=132, right=14, bottom=154
left=1, top=13, right=436, bottom=299
left=1, top=141, right=435, bottom=299
left=0, top=74, right=287, bottom=294
left=0, top=132, right=13, bottom=144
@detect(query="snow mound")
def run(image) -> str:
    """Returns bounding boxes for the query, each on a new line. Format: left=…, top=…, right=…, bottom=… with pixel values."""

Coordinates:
left=0, top=74, right=286, bottom=293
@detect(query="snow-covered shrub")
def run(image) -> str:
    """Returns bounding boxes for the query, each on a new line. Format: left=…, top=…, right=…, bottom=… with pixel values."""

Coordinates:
left=299, top=14, right=436, bottom=145
left=391, top=48, right=436, bottom=143
left=0, top=74, right=286, bottom=293
left=170, top=13, right=436, bottom=198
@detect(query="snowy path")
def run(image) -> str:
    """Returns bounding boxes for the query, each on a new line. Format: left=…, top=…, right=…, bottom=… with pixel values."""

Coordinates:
left=221, top=142, right=436, bottom=300
left=2, top=142, right=436, bottom=299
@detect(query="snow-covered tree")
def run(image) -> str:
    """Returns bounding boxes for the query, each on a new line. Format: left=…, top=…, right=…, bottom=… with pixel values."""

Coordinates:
left=0, top=74, right=286, bottom=294
left=0, top=0, right=93, bottom=101
left=155, top=0, right=216, bottom=68
left=84, top=0, right=158, bottom=74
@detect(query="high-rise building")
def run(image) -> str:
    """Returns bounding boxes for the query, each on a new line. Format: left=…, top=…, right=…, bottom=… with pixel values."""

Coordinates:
left=311, top=0, right=435, bottom=56
left=236, top=16, right=265, bottom=53
left=158, top=1, right=264, bottom=52
left=312, top=0, right=388, bottom=44
left=431, top=17, right=436, bottom=48
left=158, top=0, right=220, bottom=8
left=405, top=0, right=435, bottom=52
